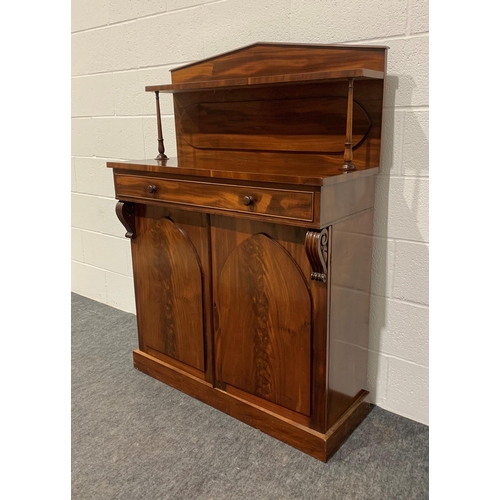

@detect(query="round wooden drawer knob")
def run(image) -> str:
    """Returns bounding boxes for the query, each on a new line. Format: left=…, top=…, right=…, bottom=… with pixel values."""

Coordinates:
left=148, top=185, right=157, bottom=193
left=243, top=195, right=254, bottom=206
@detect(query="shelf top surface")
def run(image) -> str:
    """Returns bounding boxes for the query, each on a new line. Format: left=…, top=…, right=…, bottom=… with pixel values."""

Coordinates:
left=146, top=68, right=384, bottom=94
left=107, top=158, right=379, bottom=187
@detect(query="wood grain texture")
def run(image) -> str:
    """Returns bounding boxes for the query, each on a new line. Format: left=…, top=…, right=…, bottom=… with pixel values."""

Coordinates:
left=325, top=390, right=371, bottom=459
left=224, top=384, right=310, bottom=427
left=169, top=43, right=387, bottom=84
left=216, top=233, right=311, bottom=415
left=173, top=79, right=384, bottom=176
left=179, top=96, right=371, bottom=153
left=108, top=160, right=379, bottom=188
left=115, top=174, right=315, bottom=223
left=210, top=216, right=320, bottom=419
left=320, top=174, right=376, bottom=226
left=147, top=68, right=383, bottom=93
left=131, top=207, right=206, bottom=372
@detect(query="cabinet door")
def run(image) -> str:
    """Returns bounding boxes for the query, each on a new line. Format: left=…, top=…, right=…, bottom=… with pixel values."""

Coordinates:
left=212, top=216, right=312, bottom=416
left=132, top=206, right=209, bottom=375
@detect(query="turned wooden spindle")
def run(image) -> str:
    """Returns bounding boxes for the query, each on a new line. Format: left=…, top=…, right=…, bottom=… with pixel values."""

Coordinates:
left=340, top=78, right=356, bottom=172
left=155, top=91, right=168, bottom=161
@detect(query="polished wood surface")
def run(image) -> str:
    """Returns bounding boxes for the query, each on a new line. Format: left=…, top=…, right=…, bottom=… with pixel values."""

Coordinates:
left=327, top=208, right=375, bottom=426
left=109, top=159, right=379, bottom=187
left=147, top=68, right=383, bottom=93
left=115, top=173, right=315, bottom=223
left=305, top=228, right=329, bottom=282
left=170, top=42, right=386, bottom=83
left=320, top=174, right=376, bottom=226
left=173, top=79, right=384, bottom=176
left=340, top=78, right=356, bottom=172
left=109, top=42, right=385, bottom=461
left=115, top=201, right=136, bottom=239
left=179, top=96, right=371, bottom=154
left=132, top=212, right=205, bottom=371
left=215, top=232, right=311, bottom=415
left=154, top=91, right=168, bottom=160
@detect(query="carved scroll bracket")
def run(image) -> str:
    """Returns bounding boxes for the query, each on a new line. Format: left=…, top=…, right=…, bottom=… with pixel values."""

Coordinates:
left=115, top=201, right=136, bottom=239
left=305, top=228, right=329, bottom=283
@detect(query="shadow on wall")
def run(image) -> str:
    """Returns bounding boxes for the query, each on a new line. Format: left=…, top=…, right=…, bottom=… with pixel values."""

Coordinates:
left=368, top=73, right=429, bottom=412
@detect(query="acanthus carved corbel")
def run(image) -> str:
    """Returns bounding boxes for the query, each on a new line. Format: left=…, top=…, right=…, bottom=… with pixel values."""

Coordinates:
left=115, top=201, right=136, bottom=239
left=304, top=228, right=329, bottom=283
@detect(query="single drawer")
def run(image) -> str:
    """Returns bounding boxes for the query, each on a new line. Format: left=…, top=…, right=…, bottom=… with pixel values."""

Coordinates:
left=115, top=174, right=314, bottom=222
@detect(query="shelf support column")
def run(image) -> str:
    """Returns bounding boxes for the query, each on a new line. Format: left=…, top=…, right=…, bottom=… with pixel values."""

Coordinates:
left=155, top=91, right=168, bottom=161
left=340, top=78, right=356, bottom=172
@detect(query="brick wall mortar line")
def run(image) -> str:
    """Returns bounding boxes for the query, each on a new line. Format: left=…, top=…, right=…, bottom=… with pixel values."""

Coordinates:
left=72, top=259, right=132, bottom=279
left=332, top=337, right=429, bottom=369
left=72, top=1, right=227, bottom=36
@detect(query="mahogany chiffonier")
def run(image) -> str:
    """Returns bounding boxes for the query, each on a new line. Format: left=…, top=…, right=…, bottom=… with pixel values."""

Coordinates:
left=108, top=43, right=387, bottom=462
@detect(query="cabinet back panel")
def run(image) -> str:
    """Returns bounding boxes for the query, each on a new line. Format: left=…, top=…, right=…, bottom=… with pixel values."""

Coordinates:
left=174, top=79, right=383, bottom=174
left=180, top=97, right=371, bottom=153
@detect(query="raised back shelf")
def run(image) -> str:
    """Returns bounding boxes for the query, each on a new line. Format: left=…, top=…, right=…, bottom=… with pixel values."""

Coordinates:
left=147, top=43, right=387, bottom=176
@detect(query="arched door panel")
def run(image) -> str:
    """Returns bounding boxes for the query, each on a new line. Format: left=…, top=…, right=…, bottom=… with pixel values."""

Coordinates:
left=216, top=233, right=311, bottom=415
left=133, top=216, right=205, bottom=371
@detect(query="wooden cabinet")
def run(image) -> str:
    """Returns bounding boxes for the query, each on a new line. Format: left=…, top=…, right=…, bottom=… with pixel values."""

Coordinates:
left=109, top=42, right=387, bottom=462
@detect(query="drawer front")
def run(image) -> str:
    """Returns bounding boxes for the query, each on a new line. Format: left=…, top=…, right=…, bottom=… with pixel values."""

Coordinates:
left=115, top=174, right=314, bottom=222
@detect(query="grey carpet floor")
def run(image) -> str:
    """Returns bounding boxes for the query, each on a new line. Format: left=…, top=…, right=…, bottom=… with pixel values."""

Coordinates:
left=72, top=293, right=429, bottom=500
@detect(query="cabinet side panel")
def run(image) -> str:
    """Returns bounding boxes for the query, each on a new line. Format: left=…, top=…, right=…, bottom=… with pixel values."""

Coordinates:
left=328, top=209, right=374, bottom=427
left=132, top=206, right=206, bottom=372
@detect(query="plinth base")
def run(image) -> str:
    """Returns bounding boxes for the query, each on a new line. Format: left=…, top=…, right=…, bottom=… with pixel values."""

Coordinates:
left=133, top=349, right=371, bottom=462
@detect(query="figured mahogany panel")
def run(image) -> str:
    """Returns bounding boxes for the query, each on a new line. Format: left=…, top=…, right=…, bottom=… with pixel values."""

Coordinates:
left=170, top=43, right=386, bottom=83
left=215, top=232, right=311, bottom=416
left=180, top=97, right=371, bottom=153
left=132, top=213, right=205, bottom=371
left=115, top=173, right=314, bottom=223
left=173, top=79, right=384, bottom=174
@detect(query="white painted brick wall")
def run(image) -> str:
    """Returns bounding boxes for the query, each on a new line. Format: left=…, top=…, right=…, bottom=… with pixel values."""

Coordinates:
left=290, top=0, right=408, bottom=42
left=71, top=0, right=429, bottom=424
left=136, top=11, right=205, bottom=67
left=113, top=67, right=174, bottom=116
left=402, top=111, right=429, bottom=176
left=393, top=241, right=429, bottom=305
left=73, top=157, right=115, bottom=198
